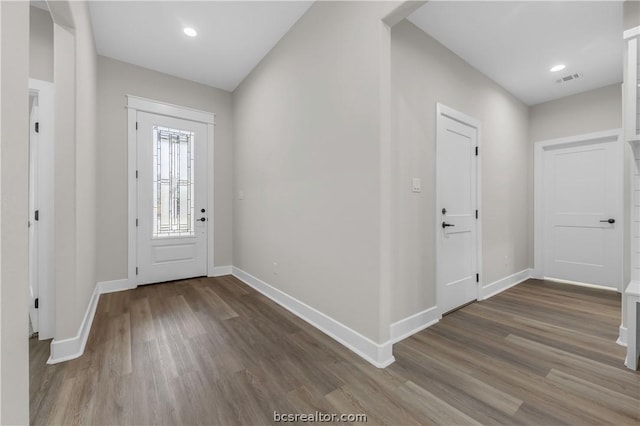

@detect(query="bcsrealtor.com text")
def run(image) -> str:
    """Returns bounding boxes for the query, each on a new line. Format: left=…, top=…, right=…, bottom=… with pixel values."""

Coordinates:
left=273, top=411, right=367, bottom=423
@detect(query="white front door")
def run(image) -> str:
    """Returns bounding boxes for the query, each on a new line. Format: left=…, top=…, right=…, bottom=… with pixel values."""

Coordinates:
left=436, top=105, right=479, bottom=314
left=136, top=112, right=208, bottom=285
left=543, top=138, right=622, bottom=289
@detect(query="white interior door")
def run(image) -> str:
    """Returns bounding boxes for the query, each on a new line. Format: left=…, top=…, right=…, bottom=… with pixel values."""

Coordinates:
left=543, top=139, right=622, bottom=289
left=137, top=112, right=208, bottom=285
left=437, top=106, right=479, bottom=314
left=28, top=96, right=39, bottom=333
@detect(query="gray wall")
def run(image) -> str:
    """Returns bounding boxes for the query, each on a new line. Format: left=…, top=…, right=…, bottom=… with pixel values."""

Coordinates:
left=50, top=0, right=99, bottom=340
left=529, top=84, right=622, bottom=142
left=0, top=1, right=29, bottom=422
left=29, top=6, right=53, bottom=82
left=390, top=20, right=531, bottom=322
left=233, top=1, right=399, bottom=342
left=96, top=56, right=234, bottom=282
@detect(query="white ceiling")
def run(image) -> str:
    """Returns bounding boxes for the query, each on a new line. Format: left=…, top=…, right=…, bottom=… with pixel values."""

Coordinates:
left=88, top=1, right=313, bottom=92
left=408, top=1, right=624, bottom=106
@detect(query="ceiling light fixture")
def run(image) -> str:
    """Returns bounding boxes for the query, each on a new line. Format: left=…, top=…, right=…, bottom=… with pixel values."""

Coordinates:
left=550, top=64, right=566, bottom=73
left=183, top=27, right=197, bottom=37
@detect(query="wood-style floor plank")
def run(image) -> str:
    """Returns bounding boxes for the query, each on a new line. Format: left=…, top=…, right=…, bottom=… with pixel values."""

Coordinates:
left=30, top=278, right=640, bottom=425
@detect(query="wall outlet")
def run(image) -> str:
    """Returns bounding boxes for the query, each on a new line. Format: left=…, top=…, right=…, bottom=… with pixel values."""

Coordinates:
left=412, top=178, right=421, bottom=193
left=273, top=262, right=278, bottom=275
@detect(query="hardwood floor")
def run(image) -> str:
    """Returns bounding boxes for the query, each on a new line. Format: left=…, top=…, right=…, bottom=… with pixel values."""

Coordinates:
left=30, top=277, right=640, bottom=425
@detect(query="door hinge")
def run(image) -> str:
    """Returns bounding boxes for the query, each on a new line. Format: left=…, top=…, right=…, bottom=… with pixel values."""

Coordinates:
left=35, top=210, right=39, bottom=221
left=476, top=273, right=479, bottom=283
left=136, top=170, right=138, bottom=179
left=35, top=122, right=39, bottom=133
left=475, top=209, right=478, bottom=219
left=35, top=298, right=39, bottom=309
left=136, top=218, right=138, bottom=227
left=136, top=267, right=138, bottom=275
left=475, top=146, right=479, bottom=156
left=136, top=121, right=138, bottom=130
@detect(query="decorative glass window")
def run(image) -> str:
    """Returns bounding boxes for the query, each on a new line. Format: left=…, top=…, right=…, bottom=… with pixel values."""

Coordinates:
left=153, top=126, right=195, bottom=238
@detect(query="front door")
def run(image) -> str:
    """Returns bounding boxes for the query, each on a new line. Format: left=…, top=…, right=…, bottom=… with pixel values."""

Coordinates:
left=436, top=105, right=479, bottom=314
left=136, top=112, right=208, bottom=285
left=543, top=139, right=622, bottom=289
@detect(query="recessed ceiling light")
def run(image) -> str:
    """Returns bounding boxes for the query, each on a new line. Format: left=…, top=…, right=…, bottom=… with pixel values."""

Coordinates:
left=183, top=27, right=197, bottom=37
left=550, top=64, right=566, bottom=73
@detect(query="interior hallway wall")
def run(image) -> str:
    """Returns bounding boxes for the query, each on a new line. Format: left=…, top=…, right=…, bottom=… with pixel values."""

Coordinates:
left=390, top=20, right=530, bottom=323
left=72, top=0, right=99, bottom=339
left=49, top=0, right=99, bottom=341
left=0, top=1, right=30, bottom=422
left=233, top=1, right=400, bottom=342
left=96, top=56, right=233, bottom=282
left=529, top=84, right=622, bottom=142
left=29, top=6, right=53, bottom=82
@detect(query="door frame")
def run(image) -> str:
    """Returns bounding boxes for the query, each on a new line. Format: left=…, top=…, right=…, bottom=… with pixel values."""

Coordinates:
left=28, top=78, right=55, bottom=340
left=533, top=128, right=623, bottom=290
left=435, top=103, right=483, bottom=314
left=127, top=95, right=215, bottom=286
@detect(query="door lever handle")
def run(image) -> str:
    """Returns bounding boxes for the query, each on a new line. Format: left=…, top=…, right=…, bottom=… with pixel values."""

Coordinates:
left=442, top=222, right=455, bottom=228
left=599, top=218, right=615, bottom=224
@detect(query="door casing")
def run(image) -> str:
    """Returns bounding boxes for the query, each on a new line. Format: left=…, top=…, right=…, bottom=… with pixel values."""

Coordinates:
left=533, top=129, right=623, bottom=291
left=28, top=78, right=55, bottom=340
left=435, top=103, right=483, bottom=314
left=127, top=96, right=215, bottom=287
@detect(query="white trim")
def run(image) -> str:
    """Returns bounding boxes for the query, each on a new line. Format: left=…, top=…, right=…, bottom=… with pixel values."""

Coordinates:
left=207, top=122, right=215, bottom=276
left=28, top=78, right=55, bottom=340
left=47, top=278, right=134, bottom=364
left=127, top=96, right=215, bottom=286
left=231, top=266, right=395, bottom=368
left=210, top=265, right=232, bottom=277
left=98, top=278, right=135, bottom=294
left=479, top=269, right=532, bottom=301
left=389, top=306, right=441, bottom=344
left=618, top=325, right=628, bottom=346
left=623, top=26, right=640, bottom=40
left=533, top=129, right=624, bottom=290
left=126, top=95, right=215, bottom=125
left=127, top=106, right=137, bottom=287
left=435, top=103, right=483, bottom=311
left=543, top=277, right=619, bottom=292
left=47, top=283, right=100, bottom=364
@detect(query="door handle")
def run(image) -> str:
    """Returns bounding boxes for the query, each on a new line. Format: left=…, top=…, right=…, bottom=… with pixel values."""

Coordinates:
left=442, top=222, right=455, bottom=228
left=599, top=218, right=615, bottom=224
left=199, top=217, right=206, bottom=222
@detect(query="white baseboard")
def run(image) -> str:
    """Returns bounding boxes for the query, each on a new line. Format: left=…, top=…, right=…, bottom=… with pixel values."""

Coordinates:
left=389, top=306, right=441, bottom=343
left=47, top=278, right=135, bottom=364
left=479, top=268, right=532, bottom=301
left=231, top=266, right=395, bottom=368
left=99, top=278, right=135, bottom=294
left=48, top=283, right=101, bottom=364
left=617, top=325, right=627, bottom=347
left=210, top=265, right=233, bottom=277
